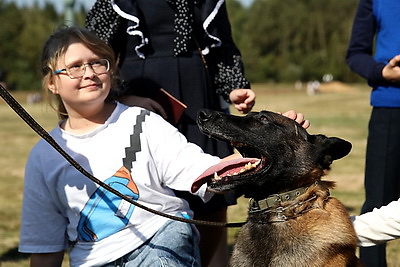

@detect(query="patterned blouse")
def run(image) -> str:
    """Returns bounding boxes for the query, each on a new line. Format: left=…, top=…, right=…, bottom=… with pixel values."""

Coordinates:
left=86, top=0, right=250, bottom=101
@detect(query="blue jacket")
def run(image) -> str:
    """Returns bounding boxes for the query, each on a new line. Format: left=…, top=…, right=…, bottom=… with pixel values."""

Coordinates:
left=346, top=0, right=400, bottom=107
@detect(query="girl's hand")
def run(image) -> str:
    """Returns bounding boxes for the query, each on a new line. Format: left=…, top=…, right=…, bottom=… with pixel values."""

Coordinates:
left=229, top=89, right=256, bottom=114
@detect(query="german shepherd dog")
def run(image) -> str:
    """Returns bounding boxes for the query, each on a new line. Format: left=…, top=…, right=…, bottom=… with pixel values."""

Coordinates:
left=192, top=110, right=362, bottom=267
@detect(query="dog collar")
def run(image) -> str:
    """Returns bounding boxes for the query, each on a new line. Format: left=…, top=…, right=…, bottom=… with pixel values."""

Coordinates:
left=249, top=181, right=318, bottom=213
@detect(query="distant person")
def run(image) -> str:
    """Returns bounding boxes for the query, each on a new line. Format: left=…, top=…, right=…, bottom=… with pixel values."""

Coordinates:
left=85, top=0, right=255, bottom=265
left=346, top=0, right=400, bottom=266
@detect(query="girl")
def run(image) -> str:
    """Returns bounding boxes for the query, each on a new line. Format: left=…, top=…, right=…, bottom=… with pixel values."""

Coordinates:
left=18, top=26, right=220, bottom=267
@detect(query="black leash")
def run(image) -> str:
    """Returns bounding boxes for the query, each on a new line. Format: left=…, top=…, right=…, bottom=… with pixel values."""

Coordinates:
left=0, top=83, right=245, bottom=228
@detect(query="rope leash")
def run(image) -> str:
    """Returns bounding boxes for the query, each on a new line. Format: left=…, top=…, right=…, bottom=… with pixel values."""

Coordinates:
left=0, top=83, right=245, bottom=228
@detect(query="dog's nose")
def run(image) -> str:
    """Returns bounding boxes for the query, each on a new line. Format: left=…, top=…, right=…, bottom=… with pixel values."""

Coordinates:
left=198, top=110, right=214, bottom=122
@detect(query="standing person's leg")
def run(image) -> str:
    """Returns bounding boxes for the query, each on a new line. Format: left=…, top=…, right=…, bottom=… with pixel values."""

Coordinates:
left=360, top=108, right=400, bottom=267
left=196, top=208, right=229, bottom=267
left=209, top=225, right=229, bottom=266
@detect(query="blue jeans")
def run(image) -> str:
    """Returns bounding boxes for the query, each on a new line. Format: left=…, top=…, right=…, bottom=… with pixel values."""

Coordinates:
left=102, top=219, right=201, bottom=267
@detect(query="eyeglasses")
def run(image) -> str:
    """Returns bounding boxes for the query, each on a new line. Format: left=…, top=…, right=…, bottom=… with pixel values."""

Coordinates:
left=54, top=59, right=110, bottom=79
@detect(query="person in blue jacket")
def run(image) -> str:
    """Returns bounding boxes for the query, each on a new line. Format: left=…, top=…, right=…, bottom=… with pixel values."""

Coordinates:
left=346, top=0, right=400, bottom=266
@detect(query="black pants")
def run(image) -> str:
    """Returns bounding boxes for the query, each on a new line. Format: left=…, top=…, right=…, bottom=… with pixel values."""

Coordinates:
left=360, top=107, right=400, bottom=267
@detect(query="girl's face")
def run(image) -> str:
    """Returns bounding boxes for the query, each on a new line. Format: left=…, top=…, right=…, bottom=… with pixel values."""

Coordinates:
left=48, top=42, right=112, bottom=113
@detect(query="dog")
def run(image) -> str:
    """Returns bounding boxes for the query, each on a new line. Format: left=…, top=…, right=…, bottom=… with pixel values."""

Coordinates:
left=191, top=110, right=362, bottom=267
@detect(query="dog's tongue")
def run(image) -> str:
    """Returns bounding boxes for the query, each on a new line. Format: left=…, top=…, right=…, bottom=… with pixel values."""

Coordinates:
left=191, top=158, right=260, bottom=193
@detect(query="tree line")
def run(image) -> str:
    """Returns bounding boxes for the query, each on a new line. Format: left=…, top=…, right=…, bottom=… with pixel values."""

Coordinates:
left=0, top=0, right=362, bottom=92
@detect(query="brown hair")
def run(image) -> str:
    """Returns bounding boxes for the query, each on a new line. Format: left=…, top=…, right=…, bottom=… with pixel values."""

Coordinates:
left=41, top=26, right=118, bottom=119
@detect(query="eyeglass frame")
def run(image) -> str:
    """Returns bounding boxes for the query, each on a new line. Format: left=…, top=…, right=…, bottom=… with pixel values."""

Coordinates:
left=54, top=58, right=110, bottom=79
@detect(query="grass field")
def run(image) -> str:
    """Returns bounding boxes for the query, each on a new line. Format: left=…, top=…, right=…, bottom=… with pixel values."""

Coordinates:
left=1, top=82, right=400, bottom=266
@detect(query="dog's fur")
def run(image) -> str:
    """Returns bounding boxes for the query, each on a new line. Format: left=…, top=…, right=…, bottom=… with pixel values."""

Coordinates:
left=193, top=110, right=362, bottom=267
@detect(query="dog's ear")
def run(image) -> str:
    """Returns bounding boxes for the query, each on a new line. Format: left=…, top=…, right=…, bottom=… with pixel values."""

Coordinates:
left=312, top=135, right=352, bottom=168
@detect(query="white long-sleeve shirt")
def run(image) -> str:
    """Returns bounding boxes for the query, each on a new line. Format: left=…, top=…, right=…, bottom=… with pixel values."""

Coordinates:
left=351, top=198, right=400, bottom=247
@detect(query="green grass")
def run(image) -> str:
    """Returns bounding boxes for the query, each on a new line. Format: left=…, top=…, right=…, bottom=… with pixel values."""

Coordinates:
left=1, top=84, right=400, bottom=266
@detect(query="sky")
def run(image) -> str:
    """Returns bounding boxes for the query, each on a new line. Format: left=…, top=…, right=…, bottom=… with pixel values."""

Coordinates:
left=6, top=0, right=254, bottom=13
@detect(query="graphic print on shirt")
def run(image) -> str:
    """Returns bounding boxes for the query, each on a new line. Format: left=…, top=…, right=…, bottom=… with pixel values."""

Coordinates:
left=77, top=166, right=139, bottom=242
left=77, top=109, right=150, bottom=242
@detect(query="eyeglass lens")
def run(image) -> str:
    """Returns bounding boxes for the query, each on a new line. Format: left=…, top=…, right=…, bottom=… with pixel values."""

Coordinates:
left=68, top=59, right=109, bottom=78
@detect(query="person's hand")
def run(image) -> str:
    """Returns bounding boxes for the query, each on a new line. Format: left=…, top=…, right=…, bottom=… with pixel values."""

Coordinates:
left=119, top=95, right=167, bottom=119
left=229, top=89, right=256, bottom=114
left=382, top=55, right=400, bottom=83
left=280, top=110, right=310, bottom=129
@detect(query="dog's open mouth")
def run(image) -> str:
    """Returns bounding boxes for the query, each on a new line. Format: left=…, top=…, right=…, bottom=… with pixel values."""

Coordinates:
left=191, top=142, right=269, bottom=193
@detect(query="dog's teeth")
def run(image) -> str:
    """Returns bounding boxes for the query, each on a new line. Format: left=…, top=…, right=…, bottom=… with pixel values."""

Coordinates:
left=253, top=160, right=261, bottom=167
left=214, top=172, right=222, bottom=181
left=212, top=159, right=262, bottom=182
left=233, top=160, right=263, bottom=176
left=245, top=162, right=253, bottom=170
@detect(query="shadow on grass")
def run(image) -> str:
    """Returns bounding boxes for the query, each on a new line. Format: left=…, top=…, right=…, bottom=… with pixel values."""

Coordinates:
left=0, top=246, right=29, bottom=261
